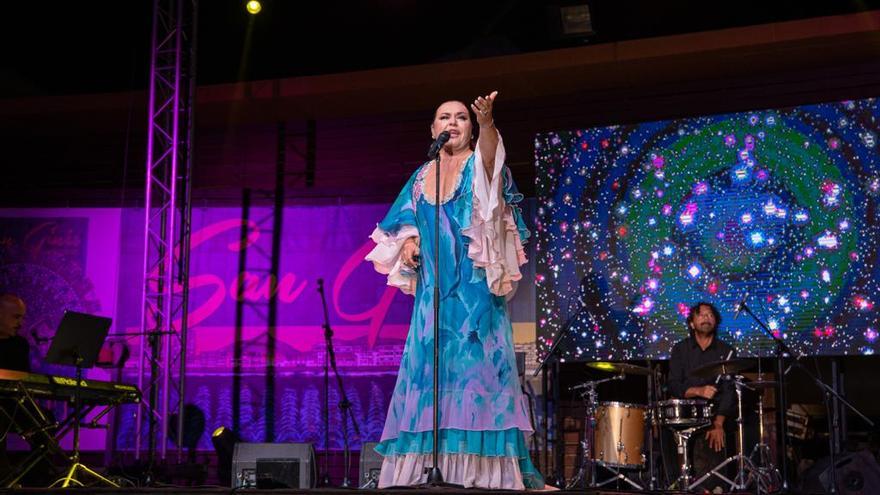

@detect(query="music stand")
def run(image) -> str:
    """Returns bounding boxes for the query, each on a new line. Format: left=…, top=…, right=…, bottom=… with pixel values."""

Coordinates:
left=44, top=310, right=118, bottom=488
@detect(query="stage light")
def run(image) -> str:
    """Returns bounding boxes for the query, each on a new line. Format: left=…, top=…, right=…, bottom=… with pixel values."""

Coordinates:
left=212, top=426, right=237, bottom=486
left=246, top=0, right=261, bottom=15
left=559, top=4, right=593, bottom=36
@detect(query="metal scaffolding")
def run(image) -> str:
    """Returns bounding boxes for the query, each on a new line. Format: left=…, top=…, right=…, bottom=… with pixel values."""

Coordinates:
left=136, top=0, right=197, bottom=463
left=232, top=121, right=313, bottom=442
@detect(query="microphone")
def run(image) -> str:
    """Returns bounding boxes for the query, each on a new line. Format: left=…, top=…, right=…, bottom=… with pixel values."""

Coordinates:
left=733, top=292, right=749, bottom=320
left=427, top=131, right=451, bottom=159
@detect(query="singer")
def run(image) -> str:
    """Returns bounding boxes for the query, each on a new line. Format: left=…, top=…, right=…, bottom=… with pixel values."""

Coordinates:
left=364, top=93, right=544, bottom=489
left=667, top=302, right=737, bottom=491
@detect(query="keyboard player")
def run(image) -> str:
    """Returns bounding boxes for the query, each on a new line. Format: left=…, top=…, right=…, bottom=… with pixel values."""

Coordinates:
left=0, top=294, right=29, bottom=372
left=0, top=294, right=57, bottom=485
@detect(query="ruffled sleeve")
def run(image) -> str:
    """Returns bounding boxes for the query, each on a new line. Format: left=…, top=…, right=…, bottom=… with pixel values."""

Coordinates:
left=461, top=132, right=530, bottom=298
left=365, top=166, right=423, bottom=295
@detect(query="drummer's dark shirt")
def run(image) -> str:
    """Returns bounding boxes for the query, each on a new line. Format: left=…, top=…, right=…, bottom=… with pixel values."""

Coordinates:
left=668, top=335, right=736, bottom=418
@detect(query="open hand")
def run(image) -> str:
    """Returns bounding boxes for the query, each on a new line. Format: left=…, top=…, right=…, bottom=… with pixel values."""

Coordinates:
left=471, top=91, right=498, bottom=127
left=706, top=424, right=725, bottom=452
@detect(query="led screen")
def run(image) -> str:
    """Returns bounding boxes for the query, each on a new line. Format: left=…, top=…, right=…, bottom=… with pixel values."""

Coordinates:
left=536, top=97, right=880, bottom=360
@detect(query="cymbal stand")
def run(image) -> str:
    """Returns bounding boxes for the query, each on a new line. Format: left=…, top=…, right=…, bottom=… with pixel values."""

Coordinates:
left=645, top=360, right=657, bottom=490
left=49, top=354, right=118, bottom=488
left=737, top=298, right=875, bottom=492
left=565, top=379, right=600, bottom=490
left=749, top=385, right=782, bottom=493
left=689, top=375, right=762, bottom=493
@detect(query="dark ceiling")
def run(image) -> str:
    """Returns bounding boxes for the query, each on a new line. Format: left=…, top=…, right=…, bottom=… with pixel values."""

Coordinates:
left=4, top=2, right=880, bottom=208
left=3, top=0, right=880, bottom=98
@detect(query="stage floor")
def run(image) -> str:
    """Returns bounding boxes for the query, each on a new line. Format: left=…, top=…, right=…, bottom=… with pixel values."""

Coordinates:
left=0, top=488, right=779, bottom=495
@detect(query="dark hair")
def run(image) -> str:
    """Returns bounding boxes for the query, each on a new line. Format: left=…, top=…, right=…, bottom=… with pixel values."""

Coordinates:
left=686, top=301, right=721, bottom=334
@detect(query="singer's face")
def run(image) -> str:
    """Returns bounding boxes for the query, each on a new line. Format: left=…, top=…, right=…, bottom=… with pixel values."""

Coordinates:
left=432, top=101, right=472, bottom=152
left=689, top=304, right=717, bottom=336
left=0, top=298, right=25, bottom=338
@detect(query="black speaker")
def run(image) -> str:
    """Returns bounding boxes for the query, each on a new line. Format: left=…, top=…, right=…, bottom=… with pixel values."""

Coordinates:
left=359, top=441, right=382, bottom=488
left=800, top=450, right=880, bottom=494
left=256, top=458, right=299, bottom=489
left=231, top=442, right=315, bottom=488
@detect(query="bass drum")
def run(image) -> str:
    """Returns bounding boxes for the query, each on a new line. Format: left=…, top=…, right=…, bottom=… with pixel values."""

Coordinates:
left=593, top=401, right=646, bottom=469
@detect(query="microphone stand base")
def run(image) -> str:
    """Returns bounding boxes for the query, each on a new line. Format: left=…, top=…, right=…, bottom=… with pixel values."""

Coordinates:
left=426, top=467, right=444, bottom=485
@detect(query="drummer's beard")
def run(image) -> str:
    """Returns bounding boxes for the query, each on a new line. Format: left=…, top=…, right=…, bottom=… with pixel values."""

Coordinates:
left=693, top=321, right=716, bottom=337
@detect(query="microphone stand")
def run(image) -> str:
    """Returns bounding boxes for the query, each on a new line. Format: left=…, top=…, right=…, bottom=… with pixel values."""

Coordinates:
left=317, top=277, right=332, bottom=487
left=316, top=278, right=361, bottom=488
left=534, top=275, right=599, bottom=378
left=426, top=143, right=446, bottom=486
left=533, top=306, right=583, bottom=378
left=737, top=301, right=874, bottom=494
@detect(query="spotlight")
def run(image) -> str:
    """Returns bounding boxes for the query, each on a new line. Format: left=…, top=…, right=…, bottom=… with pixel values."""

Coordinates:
left=559, top=4, right=593, bottom=36
left=245, top=0, right=261, bottom=15
left=211, top=426, right=238, bottom=486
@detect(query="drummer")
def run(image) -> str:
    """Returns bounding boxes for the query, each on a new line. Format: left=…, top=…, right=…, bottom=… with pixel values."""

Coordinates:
left=668, top=302, right=736, bottom=488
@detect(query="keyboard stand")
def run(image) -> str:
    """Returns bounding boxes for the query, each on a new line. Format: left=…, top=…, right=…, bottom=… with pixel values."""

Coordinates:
left=1, top=381, right=63, bottom=488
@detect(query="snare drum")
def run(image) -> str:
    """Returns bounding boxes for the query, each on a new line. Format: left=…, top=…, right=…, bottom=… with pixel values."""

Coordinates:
left=653, top=399, right=713, bottom=428
left=593, top=401, right=646, bottom=469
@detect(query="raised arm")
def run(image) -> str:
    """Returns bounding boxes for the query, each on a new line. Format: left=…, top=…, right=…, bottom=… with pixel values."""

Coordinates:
left=471, top=91, right=499, bottom=178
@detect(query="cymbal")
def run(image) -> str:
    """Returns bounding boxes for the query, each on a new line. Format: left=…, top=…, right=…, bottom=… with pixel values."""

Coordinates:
left=689, top=358, right=754, bottom=379
left=748, top=380, right=779, bottom=389
left=587, top=361, right=654, bottom=376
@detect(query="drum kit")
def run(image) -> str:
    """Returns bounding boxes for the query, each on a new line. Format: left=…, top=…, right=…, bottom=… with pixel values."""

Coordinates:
left=567, top=358, right=782, bottom=492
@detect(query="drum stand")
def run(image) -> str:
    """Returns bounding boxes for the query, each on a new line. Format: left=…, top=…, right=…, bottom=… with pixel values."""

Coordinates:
left=592, top=462, right=644, bottom=490
left=690, top=375, right=765, bottom=493
left=567, top=375, right=643, bottom=491
left=668, top=423, right=708, bottom=491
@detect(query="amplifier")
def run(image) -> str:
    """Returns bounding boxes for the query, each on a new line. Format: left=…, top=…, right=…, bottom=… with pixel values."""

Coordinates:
left=231, top=442, right=315, bottom=489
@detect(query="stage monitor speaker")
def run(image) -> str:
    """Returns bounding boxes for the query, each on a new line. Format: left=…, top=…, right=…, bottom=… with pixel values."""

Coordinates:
left=800, top=449, right=880, bottom=494
left=359, top=441, right=382, bottom=488
left=231, top=442, right=315, bottom=489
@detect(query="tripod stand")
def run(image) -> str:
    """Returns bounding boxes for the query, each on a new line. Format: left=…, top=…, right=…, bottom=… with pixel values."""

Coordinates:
left=316, top=278, right=361, bottom=488
left=44, top=310, right=117, bottom=488
left=736, top=297, right=875, bottom=494
left=49, top=354, right=118, bottom=488
left=689, top=375, right=765, bottom=492
left=748, top=379, right=783, bottom=493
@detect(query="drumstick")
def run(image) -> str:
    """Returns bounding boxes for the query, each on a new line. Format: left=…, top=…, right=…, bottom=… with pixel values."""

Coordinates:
left=715, top=350, right=734, bottom=385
